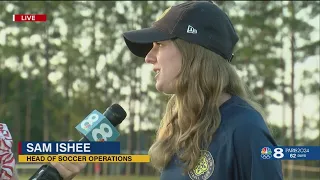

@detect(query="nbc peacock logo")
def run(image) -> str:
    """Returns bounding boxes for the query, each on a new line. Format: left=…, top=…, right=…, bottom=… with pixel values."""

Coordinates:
left=261, top=147, right=272, bottom=159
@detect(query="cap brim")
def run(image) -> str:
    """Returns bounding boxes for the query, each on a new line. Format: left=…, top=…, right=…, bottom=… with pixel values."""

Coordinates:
left=123, top=27, right=175, bottom=58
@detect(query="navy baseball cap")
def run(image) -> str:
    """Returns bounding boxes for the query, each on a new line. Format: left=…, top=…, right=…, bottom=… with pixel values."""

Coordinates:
left=123, top=1, right=239, bottom=62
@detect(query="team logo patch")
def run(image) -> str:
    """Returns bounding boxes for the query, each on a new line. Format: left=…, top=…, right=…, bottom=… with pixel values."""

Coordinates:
left=188, top=150, right=214, bottom=180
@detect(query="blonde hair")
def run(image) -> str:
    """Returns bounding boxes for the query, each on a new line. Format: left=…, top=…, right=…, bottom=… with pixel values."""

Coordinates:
left=148, top=38, right=265, bottom=173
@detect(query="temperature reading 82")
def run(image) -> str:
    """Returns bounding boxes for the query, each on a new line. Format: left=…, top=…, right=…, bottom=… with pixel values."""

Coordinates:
left=290, top=154, right=296, bottom=159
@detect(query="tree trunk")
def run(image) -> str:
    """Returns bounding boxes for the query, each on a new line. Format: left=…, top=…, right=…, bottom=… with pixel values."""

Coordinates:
left=126, top=66, right=136, bottom=176
left=135, top=67, right=142, bottom=176
left=13, top=77, right=21, bottom=154
left=280, top=0, right=287, bottom=146
left=301, top=114, right=306, bottom=179
left=290, top=8, right=296, bottom=148
left=288, top=1, right=296, bottom=179
left=25, top=70, right=32, bottom=141
left=280, top=17, right=287, bottom=178
left=13, top=38, right=23, bottom=153
left=64, top=10, right=74, bottom=139
left=64, top=58, right=71, bottom=140
left=0, top=65, right=6, bottom=117
left=87, top=3, right=99, bottom=177
left=43, top=1, right=50, bottom=141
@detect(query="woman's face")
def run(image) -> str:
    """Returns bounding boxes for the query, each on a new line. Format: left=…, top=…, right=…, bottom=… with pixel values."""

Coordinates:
left=145, top=40, right=182, bottom=94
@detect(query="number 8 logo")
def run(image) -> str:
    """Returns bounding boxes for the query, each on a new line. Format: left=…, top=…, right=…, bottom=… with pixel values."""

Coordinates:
left=92, top=123, right=113, bottom=141
left=81, top=113, right=99, bottom=129
left=273, top=148, right=284, bottom=159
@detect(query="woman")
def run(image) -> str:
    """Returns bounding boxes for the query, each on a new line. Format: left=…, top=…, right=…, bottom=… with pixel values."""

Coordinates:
left=54, top=1, right=283, bottom=179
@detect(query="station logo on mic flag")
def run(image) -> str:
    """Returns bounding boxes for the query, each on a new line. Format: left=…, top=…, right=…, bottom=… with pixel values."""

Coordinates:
left=75, top=110, right=120, bottom=142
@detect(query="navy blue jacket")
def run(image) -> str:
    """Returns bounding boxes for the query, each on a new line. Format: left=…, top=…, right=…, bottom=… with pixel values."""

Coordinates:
left=160, top=95, right=283, bottom=180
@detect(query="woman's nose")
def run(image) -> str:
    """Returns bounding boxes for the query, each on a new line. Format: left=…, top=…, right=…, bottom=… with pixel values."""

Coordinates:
left=145, top=52, right=157, bottom=64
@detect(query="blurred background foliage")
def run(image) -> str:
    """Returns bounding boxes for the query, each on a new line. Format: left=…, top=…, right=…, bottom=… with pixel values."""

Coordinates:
left=0, top=1, right=319, bottom=180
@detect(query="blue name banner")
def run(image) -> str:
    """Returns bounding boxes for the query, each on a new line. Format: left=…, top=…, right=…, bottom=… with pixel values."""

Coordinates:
left=260, top=146, right=320, bottom=160
left=20, top=141, right=120, bottom=155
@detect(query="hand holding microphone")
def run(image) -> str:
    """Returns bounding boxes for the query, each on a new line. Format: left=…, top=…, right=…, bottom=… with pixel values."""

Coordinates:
left=29, top=104, right=127, bottom=180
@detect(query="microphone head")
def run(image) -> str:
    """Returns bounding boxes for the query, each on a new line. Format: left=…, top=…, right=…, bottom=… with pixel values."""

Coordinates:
left=103, top=104, right=127, bottom=127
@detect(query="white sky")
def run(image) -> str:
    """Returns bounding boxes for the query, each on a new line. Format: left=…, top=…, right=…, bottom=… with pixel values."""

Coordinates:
left=0, top=1, right=319, bottom=140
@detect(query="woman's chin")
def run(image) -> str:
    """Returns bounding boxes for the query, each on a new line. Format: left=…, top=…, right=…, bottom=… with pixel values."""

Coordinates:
left=156, top=82, right=175, bottom=94
left=155, top=82, right=163, bottom=92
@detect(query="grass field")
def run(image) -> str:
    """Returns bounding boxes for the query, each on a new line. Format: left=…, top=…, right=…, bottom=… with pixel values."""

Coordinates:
left=20, top=175, right=159, bottom=180
left=19, top=175, right=320, bottom=180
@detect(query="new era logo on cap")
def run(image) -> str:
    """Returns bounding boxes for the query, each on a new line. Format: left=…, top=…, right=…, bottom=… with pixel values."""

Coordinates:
left=187, top=25, right=197, bottom=34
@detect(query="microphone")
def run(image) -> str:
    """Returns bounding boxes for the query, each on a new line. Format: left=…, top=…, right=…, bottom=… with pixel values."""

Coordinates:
left=77, top=104, right=127, bottom=142
left=29, top=104, right=127, bottom=180
left=0, top=123, right=16, bottom=180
